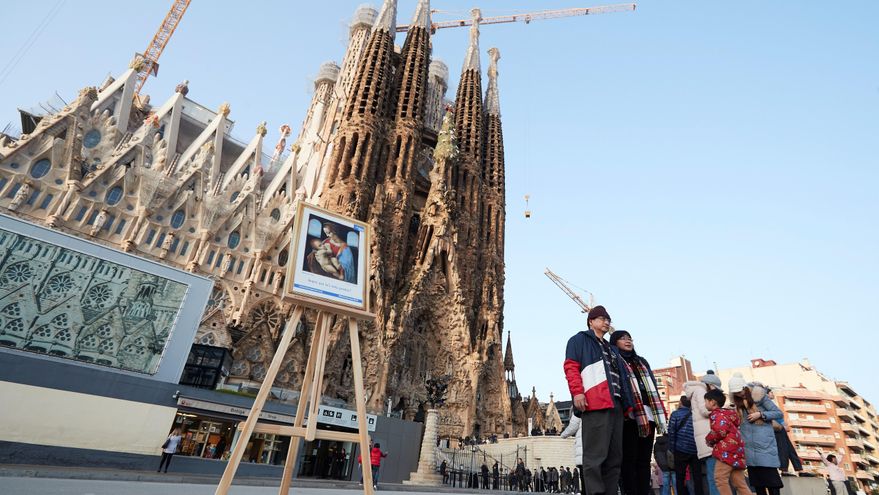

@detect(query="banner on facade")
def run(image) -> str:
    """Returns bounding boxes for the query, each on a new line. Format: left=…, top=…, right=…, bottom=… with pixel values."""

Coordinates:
left=285, top=203, right=370, bottom=311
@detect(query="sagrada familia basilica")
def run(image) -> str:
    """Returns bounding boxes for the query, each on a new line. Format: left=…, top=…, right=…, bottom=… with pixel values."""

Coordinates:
left=0, top=0, right=545, bottom=438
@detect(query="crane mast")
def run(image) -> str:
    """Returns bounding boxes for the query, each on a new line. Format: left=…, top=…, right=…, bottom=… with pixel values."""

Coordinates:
left=133, top=0, right=191, bottom=96
left=397, top=3, right=636, bottom=32
left=544, top=268, right=594, bottom=314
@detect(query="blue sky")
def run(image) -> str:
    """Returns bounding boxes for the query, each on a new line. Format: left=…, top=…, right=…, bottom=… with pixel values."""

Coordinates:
left=1, top=1, right=877, bottom=404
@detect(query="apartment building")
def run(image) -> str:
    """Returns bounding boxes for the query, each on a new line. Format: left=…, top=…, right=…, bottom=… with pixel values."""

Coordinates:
left=653, top=356, right=695, bottom=414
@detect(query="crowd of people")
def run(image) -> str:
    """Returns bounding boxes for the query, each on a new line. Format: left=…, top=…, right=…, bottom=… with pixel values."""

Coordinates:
left=559, top=305, right=856, bottom=495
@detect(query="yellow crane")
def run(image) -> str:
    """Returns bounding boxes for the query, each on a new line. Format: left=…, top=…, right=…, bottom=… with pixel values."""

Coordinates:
left=397, top=3, right=636, bottom=33
left=544, top=268, right=595, bottom=314
left=133, top=0, right=191, bottom=96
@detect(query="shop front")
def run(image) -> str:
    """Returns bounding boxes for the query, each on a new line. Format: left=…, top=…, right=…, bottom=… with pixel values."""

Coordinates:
left=172, top=396, right=295, bottom=465
left=168, top=397, right=375, bottom=475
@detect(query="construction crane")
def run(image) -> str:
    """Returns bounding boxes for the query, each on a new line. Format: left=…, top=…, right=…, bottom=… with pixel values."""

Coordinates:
left=133, top=0, right=192, bottom=96
left=397, top=3, right=636, bottom=33
left=544, top=268, right=595, bottom=314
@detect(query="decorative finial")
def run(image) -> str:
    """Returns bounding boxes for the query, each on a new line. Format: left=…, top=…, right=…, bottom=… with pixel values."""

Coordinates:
left=256, top=121, right=267, bottom=137
left=486, top=48, right=501, bottom=117
left=271, top=125, right=292, bottom=163
left=144, top=112, right=160, bottom=128
left=218, top=102, right=231, bottom=117
left=290, top=142, right=301, bottom=154
left=175, top=80, right=190, bottom=95
left=77, top=86, right=98, bottom=101
left=462, top=9, right=482, bottom=72
left=411, top=0, right=430, bottom=30
left=129, top=57, right=145, bottom=71
left=433, top=109, right=459, bottom=162
left=374, top=0, right=398, bottom=35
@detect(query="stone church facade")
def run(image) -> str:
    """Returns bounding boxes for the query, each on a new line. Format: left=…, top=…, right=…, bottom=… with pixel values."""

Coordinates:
left=0, top=0, right=525, bottom=439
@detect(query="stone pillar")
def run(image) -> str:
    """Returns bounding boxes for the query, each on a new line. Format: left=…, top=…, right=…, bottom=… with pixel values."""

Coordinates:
left=403, top=409, right=443, bottom=485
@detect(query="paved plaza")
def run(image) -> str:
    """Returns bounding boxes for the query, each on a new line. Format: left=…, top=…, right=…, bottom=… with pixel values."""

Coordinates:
left=0, top=478, right=446, bottom=495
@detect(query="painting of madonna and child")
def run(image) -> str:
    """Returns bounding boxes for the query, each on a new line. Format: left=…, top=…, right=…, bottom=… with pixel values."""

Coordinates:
left=287, top=204, right=369, bottom=310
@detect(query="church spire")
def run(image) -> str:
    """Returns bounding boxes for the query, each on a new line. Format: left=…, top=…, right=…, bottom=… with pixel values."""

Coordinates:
left=485, top=48, right=501, bottom=117
left=373, top=0, right=398, bottom=36
left=462, top=9, right=482, bottom=72
left=504, top=330, right=515, bottom=372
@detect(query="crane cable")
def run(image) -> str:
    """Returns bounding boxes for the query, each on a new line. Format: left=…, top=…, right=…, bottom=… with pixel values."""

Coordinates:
left=0, top=0, right=66, bottom=88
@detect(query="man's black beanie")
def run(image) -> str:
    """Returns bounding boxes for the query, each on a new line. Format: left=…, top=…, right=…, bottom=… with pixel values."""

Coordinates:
left=587, top=305, right=611, bottom=323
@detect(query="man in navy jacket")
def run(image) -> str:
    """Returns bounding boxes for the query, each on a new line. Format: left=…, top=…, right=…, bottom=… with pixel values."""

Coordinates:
left=563, top=305, right=635, bottom=495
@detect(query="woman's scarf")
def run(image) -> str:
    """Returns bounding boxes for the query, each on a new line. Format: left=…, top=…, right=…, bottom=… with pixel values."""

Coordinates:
left=621, top=352, right=669, bottom=436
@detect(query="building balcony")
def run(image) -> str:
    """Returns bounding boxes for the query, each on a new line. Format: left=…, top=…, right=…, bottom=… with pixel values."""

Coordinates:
left=837, top=409, right=854, bottom=420
left=847, top=438, right=865, bottom=450
left=797, top=450, right=823, bottom=461
left=851, top=454, right=868, bottom=466
left=784, top=402, right=826, bottom=414
left=793, top=434, right=837, bottom=447
left=863, top=439, right=877, bottom=451
left=866, top=454, right=879, bottom=465
left=841, top=423, right=857, bottom=434
left=855, top=471, right=875, bottom=481
left=789, top=418, right=831, bottom=429
left=854, top=411, right=868, bottom=423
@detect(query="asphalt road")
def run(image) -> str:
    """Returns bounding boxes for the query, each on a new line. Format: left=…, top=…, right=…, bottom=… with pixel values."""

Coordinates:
left=0, top=478, right=422, bottom=495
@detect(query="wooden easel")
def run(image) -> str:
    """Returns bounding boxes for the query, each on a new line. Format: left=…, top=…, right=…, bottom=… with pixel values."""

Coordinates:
left=214, top=294, right=376, bottom=495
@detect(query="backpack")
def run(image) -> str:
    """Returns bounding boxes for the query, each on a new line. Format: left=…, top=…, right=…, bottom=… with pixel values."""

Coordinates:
left=668, top=410, right=692, bottom=469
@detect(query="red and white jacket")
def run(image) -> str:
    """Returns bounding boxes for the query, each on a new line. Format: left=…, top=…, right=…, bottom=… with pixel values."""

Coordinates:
left=563, top=330, right=634, bottom=412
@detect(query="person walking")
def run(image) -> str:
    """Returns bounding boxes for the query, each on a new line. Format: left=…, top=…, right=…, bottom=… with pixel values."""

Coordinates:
left=157, top=428, right=182, bottom=473
left=653, top=434, right=676, bottom=495
left=611, top=330, right=668, bottom=495
left=684, top=370, right=724, bottom=495
left=728, top=374, right=783, bottom=495
left=703, top=388, right=753, bottom=495
left=482, top=463, right=490, bottom=489
left=668, top=396, right=704, bottom=495
left=560, top=413, right=583, bottom=494
left=650, top=463, right=663, bottom=495
left=493, top=462, right=500, bottom=490
left=563, top=305, right=636, bottom=495
left=369, top=442, right=388, bottom=490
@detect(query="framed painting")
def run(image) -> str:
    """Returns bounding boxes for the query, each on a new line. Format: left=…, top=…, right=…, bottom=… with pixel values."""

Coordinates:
left=285, top=203, right=370, bottom=311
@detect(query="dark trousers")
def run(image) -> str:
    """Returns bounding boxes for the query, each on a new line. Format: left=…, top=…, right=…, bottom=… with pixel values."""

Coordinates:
left=673, top=451, right=704, bottom=495
left=581, top=401, right=624, bottom=495
left=774, top=430, right=802, bottom=472
left=620, top=420, right=655, bottom=495
left=157, top=452, right=174, bottom=472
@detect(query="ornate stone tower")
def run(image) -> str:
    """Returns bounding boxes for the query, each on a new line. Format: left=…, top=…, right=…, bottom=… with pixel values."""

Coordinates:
left=320, top=0, right=397, bottom=219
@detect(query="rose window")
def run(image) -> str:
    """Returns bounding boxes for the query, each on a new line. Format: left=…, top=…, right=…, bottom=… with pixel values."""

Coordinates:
left=199, top=333, right=216, bottom=345
left=84, top=285, right=112, bottom=309
left=97, top=325, right=113, bottom=338
left=3, top=264, right=32, bottom=284
left=46, top=274, right=74, bottom=296
left=249, top=303, right=281, bottom=331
